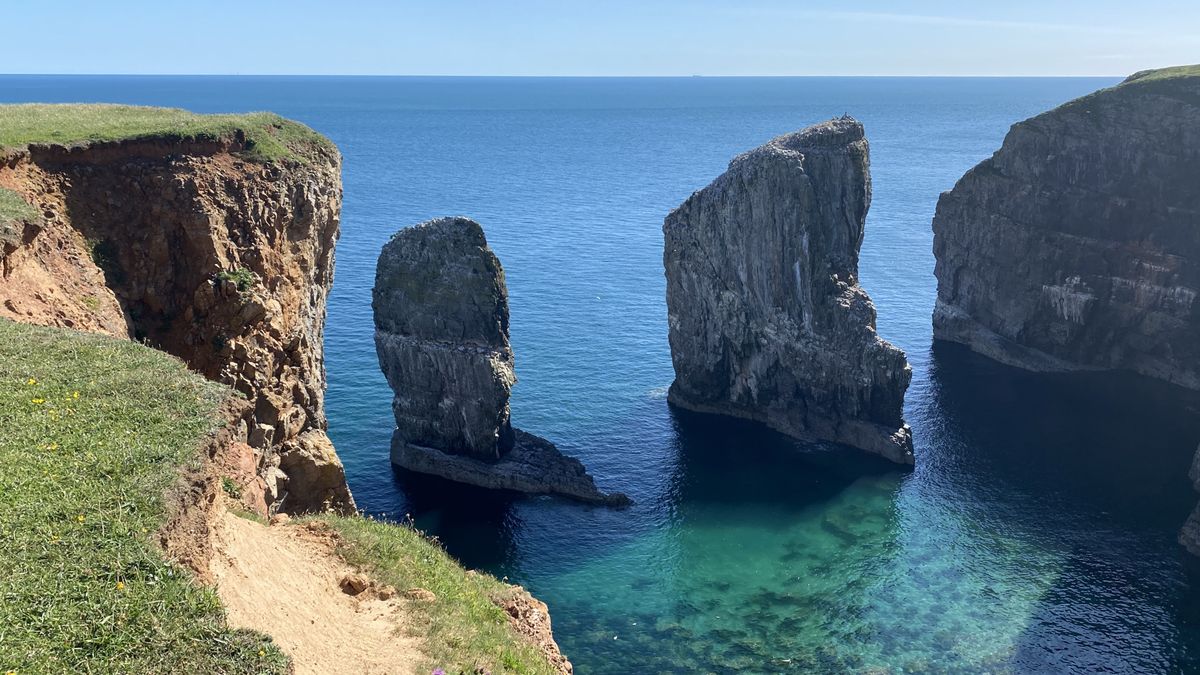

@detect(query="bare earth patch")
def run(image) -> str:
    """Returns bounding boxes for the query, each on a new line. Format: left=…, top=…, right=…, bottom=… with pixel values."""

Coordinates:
left=211, top=504, right=424, bottom=675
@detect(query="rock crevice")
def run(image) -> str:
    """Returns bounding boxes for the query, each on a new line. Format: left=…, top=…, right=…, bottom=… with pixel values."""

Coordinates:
left=663, top=117, right=913, bottom=463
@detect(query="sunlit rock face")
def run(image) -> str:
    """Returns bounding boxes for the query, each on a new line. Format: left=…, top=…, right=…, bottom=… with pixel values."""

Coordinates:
left=663, top=117, right=913, bottom=464
left=932, top=66, right=1200, bottom=390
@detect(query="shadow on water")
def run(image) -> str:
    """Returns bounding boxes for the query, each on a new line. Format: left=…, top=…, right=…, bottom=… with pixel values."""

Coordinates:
left=664, top=402, right=905, bottom=511
left=384, top=465, right=523, bottom=572
left=924, top=342, right=1200, bottom=673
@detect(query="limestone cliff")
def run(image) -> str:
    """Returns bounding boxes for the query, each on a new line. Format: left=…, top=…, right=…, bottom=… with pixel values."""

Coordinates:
left=0, top=106, right=353, bottom=513
left=663, top=117, right=914, bottom=464
left=374, top=217, right=629, bottom=505
left=932, top=65, right=1200, bottom=389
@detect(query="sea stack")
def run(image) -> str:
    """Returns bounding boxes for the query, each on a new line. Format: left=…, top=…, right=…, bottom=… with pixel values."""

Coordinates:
left=663, top=117, right=914, bottom=464
left=932, top=65, right=1200, bottom=389
left=373, top=217, right=629, bottom=506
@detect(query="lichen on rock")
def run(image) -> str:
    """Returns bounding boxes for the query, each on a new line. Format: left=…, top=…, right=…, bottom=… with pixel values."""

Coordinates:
left=662, top=116, right=914, bottom=464
left=374, top=217, right=629, bottom=505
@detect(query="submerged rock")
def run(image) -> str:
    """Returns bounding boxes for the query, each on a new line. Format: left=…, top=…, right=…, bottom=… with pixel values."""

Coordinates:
left=662, top=117, right=913, bottom=464
left=373, top=217, right=629, bottom=506
left=932, top=65, right=1200, bottom=389
left=1181, top=445, right=1200, bottom=556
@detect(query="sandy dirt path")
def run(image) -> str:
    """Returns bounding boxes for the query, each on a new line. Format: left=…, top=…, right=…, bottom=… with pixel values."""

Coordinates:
left=211, top=508, right=424, bottom=675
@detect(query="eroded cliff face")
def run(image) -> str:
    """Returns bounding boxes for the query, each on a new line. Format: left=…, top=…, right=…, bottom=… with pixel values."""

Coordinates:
left=932, top=67, right=1200, bottom=389
left=375, top=217, right=629, bottom=505
left=663, top=117, right=914, bottom=464
left=0, top=136, right=353, bottom=513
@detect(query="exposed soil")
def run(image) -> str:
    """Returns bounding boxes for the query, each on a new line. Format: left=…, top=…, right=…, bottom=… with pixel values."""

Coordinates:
left=211, top=508, right=425, bottom=675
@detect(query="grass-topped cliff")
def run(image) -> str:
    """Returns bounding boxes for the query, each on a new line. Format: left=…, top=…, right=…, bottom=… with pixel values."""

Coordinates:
left=0, top=319, right=558, bottom=674
left=0, top=104, right=337, bottom=224
left=0, top=103, right=334, bottom=163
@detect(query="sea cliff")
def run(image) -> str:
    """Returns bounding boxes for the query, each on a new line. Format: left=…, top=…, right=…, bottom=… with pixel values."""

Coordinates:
left=0, top=104, right=352, bottom=513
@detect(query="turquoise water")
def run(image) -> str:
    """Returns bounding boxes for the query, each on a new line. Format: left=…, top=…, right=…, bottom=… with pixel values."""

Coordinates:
left=6, top=76, right=1200, bottom=672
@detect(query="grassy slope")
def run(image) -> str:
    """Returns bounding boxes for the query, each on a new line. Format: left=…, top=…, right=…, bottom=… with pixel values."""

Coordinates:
left=316, top=515, right=558, bottom=675
left=0, top=319, right=557, bottom=674
left=0, top=319, right=289, bottom=674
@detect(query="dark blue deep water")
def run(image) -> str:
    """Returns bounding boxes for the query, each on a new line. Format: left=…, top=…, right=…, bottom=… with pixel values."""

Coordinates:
left=6, top=75, right=1200, bottom=673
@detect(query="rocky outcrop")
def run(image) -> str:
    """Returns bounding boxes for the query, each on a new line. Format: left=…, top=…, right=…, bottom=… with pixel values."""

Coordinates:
left=663, top=117, right=914, bottom=464
left=0, top=124, right=353, bottom=513
left=374, top=217, right=628, bottom=505
left=932, top=65, right=1200, bottom=390
left=1181, top=445, right=1200, bottom=556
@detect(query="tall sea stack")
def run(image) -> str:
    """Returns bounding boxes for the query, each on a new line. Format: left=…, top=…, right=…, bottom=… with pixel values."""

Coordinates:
left=663, top=117, right=914, bottom=464
left=374, top=217, right=628, bottom=505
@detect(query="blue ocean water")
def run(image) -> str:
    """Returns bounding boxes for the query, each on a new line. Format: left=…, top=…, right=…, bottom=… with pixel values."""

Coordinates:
left=5, top=75, right=1200, bottom=673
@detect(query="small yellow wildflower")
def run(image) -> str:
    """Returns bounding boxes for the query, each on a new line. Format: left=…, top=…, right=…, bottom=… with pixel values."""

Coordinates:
left=30, top=398, right=44, bottom=405
left=26, top=377, right=37, bottom=385
left=7, top=668, right=17, bottom=675
left=75, top=514, right=85, bottom=523
left=258, top=650, right=265, bottom=658
left=72, top=391, right=80, bottom=399
left=116, top=581, right=125, bottom=591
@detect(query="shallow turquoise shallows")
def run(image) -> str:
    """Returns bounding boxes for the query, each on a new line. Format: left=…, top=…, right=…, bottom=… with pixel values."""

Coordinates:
left=6, top=75, right=1200, bottom=673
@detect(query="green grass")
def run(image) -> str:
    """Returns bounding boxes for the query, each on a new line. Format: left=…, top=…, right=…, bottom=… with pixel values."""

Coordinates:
left=0, top=104, right=334, bottom=164
left=314, top=514, right=558, bottom=675
left=0, top=186, right=37, bottom=225
left=0, top=319, right=289, bottom=674
left=1123, top=64, right=1200, bottom=84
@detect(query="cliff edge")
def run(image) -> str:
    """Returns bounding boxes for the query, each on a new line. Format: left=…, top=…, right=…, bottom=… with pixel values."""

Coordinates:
left=0, top=104, right=353, bottom=513
left=663, top=117, right=914, bottom=464
left=932, top=65, right=1200, bottom=389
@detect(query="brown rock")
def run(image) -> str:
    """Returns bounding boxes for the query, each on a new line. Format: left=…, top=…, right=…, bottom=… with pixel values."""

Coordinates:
left=339, top=573, right=369, bottom=595
left=0, top=125, right=354, bottom=514
left=402, top=588, right=437, bottom=603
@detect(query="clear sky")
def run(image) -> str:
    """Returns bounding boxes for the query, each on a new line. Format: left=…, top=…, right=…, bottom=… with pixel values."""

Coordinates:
left=4, top=0, right=1198, bottom=76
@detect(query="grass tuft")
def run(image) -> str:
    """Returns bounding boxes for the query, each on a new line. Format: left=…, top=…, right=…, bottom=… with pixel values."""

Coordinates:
left=0, top=186, right=37, bottom=225
left=0, top=319, right=289, bottom=673
left=0, top=104, right=335, bottom=164
left=314, top=514, right=558, bottom=675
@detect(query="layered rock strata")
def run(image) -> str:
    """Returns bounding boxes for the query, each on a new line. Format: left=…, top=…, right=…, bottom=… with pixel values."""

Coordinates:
left=0, top=127, right=353, bottom=513
left=374, top=217, right=628, bottom=505
left=663, top=117, right=914, bottom=464
left=932, top=66, right=1200, bottom=389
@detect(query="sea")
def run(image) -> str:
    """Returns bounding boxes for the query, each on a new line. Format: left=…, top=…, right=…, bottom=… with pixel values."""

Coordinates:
left=5, top=75, right=1200, bottom=673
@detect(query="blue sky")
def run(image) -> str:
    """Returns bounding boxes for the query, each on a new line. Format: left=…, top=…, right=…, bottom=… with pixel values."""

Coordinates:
left=4, top=1, right=1198, bottom=76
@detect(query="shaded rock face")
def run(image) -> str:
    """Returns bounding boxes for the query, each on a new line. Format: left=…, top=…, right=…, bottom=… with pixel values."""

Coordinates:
left=373, top=217, right=515, bottom=460
left=0, top=138, right=353, bottom=513
left=1182, top=446, right=1200, bottom=556
left=932, top=68, right=1200, bottom=390
left=663, top=117, right=914, bottom=464
left=374, top=217, right=629, bottom=505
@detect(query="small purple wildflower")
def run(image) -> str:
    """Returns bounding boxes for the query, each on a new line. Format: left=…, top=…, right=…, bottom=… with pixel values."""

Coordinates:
left=432, top=669, right=446, bottom=675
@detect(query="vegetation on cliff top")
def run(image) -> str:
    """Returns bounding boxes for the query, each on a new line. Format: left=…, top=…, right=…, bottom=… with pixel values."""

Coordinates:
left=1124, top=64, right=1200, bottom=84
left=0, top=103, right=335, bottom=164
left=0, top=319, right=289, bottom=673
left=313, top=514, right=560, bottom=674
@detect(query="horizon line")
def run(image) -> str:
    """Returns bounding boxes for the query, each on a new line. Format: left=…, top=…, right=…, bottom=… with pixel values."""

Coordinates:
left=0, top=72, right=1128, bottom=79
